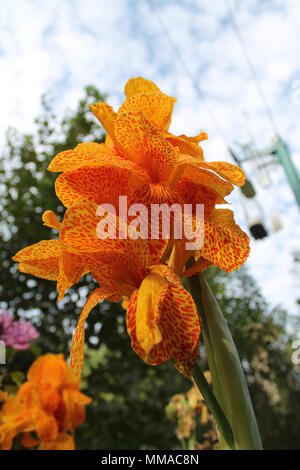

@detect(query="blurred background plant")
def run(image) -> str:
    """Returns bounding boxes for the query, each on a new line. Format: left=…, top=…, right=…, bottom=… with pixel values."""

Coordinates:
left=0, top=87, right=300, bottom=449
left=165, top=372, right=219, bottom=450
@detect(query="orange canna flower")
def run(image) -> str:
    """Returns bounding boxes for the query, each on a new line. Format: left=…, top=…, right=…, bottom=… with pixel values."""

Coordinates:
left=0, top=354, right=91, bottom=450
left=12, top=77, right=250, bottom=380
left=47, top=77, right=249, bottom=273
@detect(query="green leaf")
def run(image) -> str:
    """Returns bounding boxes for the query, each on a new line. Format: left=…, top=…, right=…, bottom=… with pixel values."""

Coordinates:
left=10, top=371, right=25, bottom=387
left=197, top=273, right=262, bottom=450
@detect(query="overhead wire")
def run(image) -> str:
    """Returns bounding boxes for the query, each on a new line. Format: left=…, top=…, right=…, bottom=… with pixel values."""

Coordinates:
left=145, top=0, right=230, bottom=145
left=225, top=0, right=279, bottom=135
left=146, top=0, right=279, bottom=142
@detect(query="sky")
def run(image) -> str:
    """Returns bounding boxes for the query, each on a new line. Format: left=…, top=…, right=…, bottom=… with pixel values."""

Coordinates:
left=0, top=0, right=300, bottom=314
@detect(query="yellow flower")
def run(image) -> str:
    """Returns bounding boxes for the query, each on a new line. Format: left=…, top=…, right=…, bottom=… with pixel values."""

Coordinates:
left=0, top=354, right=91, bottom=450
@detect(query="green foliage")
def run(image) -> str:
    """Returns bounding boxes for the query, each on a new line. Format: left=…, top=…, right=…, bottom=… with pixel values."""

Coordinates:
left=1, top=87, right=299, bottom=449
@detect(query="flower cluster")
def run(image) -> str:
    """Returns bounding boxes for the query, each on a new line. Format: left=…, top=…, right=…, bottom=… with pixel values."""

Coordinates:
left=0, top=354, right=91, bottom=450
left=0, top=310, right=39, bottom=350
left=13, top=77, right=249, bottom=377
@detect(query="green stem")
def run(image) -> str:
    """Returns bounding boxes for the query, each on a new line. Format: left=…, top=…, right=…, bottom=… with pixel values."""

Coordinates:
left=187, top=276, right=227, bottom=423
left=192, top=361, right=235, bottom=450
left=180, top=438, right=187, bottom=451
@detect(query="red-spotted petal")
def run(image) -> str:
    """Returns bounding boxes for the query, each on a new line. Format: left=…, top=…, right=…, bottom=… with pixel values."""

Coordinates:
left=127, top=265, right=200, bottom=376
left=119, top=93, right=176, bottom=131
left=48, top=143, right=119, bottom=172
left=42, top=211, right=61, bottom=230
left=70, top=288, right=119, bottom=377
left=55, top=164, right=148, bottom=208
left=60, top=199, right=123, bottom=253
left=57, top=250, right=88, bottom=301
left=176, top=179, right=218, bottom=219
left=115, top=112, right=178, bottom=182
left=124, top=77, right=163, bottom=97
left=89, top=103, right=117, bottom=144
left=170, top=155, right=234, bottom=199
left=13, top=240, right=60, bottom=281
left=122, top=77, right=176, bottom=130
left=164, top=133, right=205, bottom=159
left=200, top=210, right=250, bottom=272
left=199, top=161, right=245, bottom=186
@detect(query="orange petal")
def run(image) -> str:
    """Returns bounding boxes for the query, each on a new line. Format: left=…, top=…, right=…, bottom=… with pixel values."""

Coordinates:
left=49, top=142, right=135, bottom=173
left=115, top=112, right=178, bottom=181
left=127, top=238, right=168, bottom=274
left=40, top=433, right=75, bottom=450
left=89, top=103, right=117, bottom=144
left=176, top=179, right=218, bottom=219
left=0, top=391, right=9, bottom=402
left=122, top=77, right=176, bottom=130
left=135, top=272, right=169, bottom=355
left=42, top=210, right=61, bottom=230
left=200, top=211, right=250, bottom=272
left=57, top=250, right=88, bottom=301
left=121, top=296, right=129, bottom=310
left=159, top=273, right=200, bottom=376
left=170, top=154, right=244, bottom=188
left=178, top=131, right=208, bottom=143
left=55, top=164, right=148, bottom=208
left=39, top=384, right=60, bottom=413
left=120, top=93, right=176, bottom=131
left=170, top=155, right=234, bottom=199
left=60, top=201, right=166, bottom=290
left=13, top=240, right=60, bottom=281
left=127, top=265, right=200, bottom=376
left=124, top=77, right=162, bottom=97
left=208, top=208, right=242, bottom=228
left=62, top=388, right=91, bottom=430
left=165, top=133, right=205, bottom=159
left=201, top=161, right=245, bottom=186
left=60, top=199, right=124, bottom=253
left=28, top=354, right=67, bottom=388
left=70, top=288, right=116, bottom=377
left=36, top=414, right=58, bottom=442
left=127, top=289, right=164, bottom=364
left=87, top=239, right=166, bottom=297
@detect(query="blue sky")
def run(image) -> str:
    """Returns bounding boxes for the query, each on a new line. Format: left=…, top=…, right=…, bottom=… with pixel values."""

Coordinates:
left=1, top=0, right=300, bottom=313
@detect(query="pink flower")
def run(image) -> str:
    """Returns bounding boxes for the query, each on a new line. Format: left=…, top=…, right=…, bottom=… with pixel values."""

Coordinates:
left=0, top=310, right=39, bottom=350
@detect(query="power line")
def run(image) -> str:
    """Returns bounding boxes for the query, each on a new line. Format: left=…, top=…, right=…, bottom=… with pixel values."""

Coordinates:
left=225, top=0, right=279, bottom=135
left=145, top=0, right=230, bottom=145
